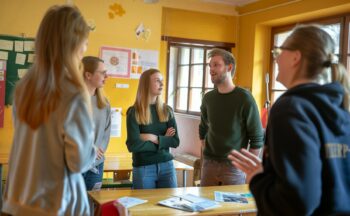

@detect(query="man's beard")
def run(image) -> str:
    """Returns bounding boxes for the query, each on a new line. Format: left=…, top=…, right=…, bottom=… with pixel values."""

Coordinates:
left=211, top=71, right=227, bottom=85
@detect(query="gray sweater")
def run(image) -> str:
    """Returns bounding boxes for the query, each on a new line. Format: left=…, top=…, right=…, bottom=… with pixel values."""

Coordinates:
left=90, top=95, right=111, bottom=167
left=3, top=83, right=96, bottom=216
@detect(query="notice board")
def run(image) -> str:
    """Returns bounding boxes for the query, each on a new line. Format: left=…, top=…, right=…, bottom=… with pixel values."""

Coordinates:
left=0, top=35, right=35, bottom=105
left=0, top=60, right=6, bottom=127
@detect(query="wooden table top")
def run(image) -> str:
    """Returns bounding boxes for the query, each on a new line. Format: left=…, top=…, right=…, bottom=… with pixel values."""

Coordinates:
left=89, top=184, right=256, bottom=216
left=104, top=154, right=194, bottom=172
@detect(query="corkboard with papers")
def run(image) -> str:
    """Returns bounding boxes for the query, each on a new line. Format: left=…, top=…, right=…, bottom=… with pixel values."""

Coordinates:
left=0, top=35, right=35, bottom=105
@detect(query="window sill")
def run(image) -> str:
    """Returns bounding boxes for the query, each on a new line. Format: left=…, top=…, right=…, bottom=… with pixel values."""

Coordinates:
left=174, top=112, right=201, bottom=120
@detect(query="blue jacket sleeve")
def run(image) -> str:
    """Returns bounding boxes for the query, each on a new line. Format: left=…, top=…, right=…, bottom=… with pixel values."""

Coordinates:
left=250, top=97, right=322, bottom=215
left=126, top=107, right=158, bottom=153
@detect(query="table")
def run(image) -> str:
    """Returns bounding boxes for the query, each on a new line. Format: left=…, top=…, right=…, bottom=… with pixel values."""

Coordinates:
left=89, top=184, right=257, bottom=216
left=104, top=154, right=194, bottom=187
left=0, top=154, right=9, bottom=209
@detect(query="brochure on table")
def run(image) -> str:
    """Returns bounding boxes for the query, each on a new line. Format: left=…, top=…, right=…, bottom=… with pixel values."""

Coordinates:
left=115, top=196, right=148, bottom=208
left=214, top=191, right=251, bottom=203
left=158, top=194, right=220, bottom=212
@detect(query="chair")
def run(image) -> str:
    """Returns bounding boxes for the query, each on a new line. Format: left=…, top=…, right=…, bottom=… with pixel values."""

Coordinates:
left=102, top=170, right=132, bottom=189
left=174, top=153, right=201, bottom=186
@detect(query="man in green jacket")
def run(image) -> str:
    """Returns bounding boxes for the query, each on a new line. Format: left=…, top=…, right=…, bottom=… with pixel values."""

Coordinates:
left=199, top=48, right=263, bottom=186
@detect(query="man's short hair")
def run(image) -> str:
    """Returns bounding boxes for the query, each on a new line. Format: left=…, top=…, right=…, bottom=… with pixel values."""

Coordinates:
left=208, top=48, right=236, bottom=76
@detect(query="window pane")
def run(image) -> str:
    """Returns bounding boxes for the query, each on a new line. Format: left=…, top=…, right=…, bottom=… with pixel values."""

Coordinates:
left=180, top=47, right=190, bottom=64
left=176, top=88, right=188, bottom=111
left=272, top=91, right=285, bottom=102
left=167, top=46, right=178, bottom=109
left=192, top=48, right=204, bottom=64
left=189, top=88, right=202, bottom=112
left=274, top=31, right=291, bottom=46
left=272, top=30, right=291, bottom=97
left=205, top=88, right=214, bottom=94
left=345, top=21, right=350, bottom=75
left=177, top=66, right=189, bottom=87
left=272, top=62, right=287, bottom=90
left=190, top=65, right=203, bottom=87
left=321, top=24, right=340, bottom=55
left=206, top=49, right=212, bottom=63
left=347, top=55, right=350, bottom=74
left=205, top=64, right=214, bottom=88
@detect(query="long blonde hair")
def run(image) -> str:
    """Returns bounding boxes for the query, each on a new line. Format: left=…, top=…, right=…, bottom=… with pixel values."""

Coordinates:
left=15, top=5, right=91, bottom=129
left=285, top=24, right=350, bottom=111
left=82, top=56, right=109, bottom=109
left=134, top=69, right=170, bottom=125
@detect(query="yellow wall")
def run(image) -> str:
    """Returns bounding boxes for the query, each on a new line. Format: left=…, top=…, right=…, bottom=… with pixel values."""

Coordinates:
left=0, top=0, right=163, bottom=154
left=0, top=1, right=238, bottom=156
left=162, top=8, right=237, bottom=43
left=236, top=0, right=350, bottom=108
left=0, top=0, right=62, bottom=154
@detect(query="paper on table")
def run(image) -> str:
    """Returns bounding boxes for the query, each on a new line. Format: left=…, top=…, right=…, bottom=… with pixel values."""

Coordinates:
left=159, top=194, right=220, bottom=212
left=214, top=191, right=249, bottom=203
left=91, top=182, right=102, bottom=191
left=115, top=196, right=148, bottom=208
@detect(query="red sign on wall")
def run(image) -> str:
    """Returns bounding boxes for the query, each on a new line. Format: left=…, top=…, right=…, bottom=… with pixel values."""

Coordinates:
left=0, top=60, right=6, bottom=128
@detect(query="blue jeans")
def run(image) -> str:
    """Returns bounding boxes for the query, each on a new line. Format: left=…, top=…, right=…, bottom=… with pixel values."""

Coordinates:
left=132, top=160, right=177, bottom=189
left=82, top=162, right=104, bottom=191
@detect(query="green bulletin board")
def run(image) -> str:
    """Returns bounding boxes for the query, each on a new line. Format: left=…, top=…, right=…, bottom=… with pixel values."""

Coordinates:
left=0, top=35, right=35, bottom=105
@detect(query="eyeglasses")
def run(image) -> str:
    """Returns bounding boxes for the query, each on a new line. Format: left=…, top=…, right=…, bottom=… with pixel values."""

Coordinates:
left=271, top=46, right=295, bottom=59
left=96, top=70, right=107, bottom=76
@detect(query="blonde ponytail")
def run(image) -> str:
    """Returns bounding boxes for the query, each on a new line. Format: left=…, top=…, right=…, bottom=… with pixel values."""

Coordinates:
left=331, top=63, right=350, bottom=112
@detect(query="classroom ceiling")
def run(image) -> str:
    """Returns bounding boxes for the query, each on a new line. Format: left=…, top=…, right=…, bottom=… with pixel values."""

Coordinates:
left=201, top=0, right=259, bottom=7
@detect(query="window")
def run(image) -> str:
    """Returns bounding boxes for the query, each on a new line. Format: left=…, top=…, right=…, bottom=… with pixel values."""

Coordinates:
left=270, top=15, right=350, bottom=103
left=164, top=37, right=234, bottom=115
left=167, top=46, right=213, bottom=115
left=346, top=16, right=350, bottom=75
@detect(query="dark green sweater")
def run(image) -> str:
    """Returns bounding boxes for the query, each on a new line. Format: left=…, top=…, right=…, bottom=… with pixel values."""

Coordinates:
left=126, top=104, right=179, bottom=167
left=199, top=87, right=264, bottom=161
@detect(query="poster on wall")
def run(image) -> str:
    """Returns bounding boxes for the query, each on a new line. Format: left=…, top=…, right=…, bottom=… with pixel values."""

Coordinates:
left=100, top=46, right=158, bottom=79
left=0, top=60, right=6, bottom=128
left=110, top=107, right=122, bottom=138
left=100, top=46, right=131, bottom=78
left=130, top=49, right=158, bottom=79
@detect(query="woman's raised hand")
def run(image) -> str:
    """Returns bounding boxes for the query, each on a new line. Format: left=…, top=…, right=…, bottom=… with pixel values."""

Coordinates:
left=228, top=148, right=263, bottom=183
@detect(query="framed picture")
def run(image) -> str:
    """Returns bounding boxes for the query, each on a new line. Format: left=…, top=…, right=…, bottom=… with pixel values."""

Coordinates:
left=100, top=46, right=131, bottom=78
